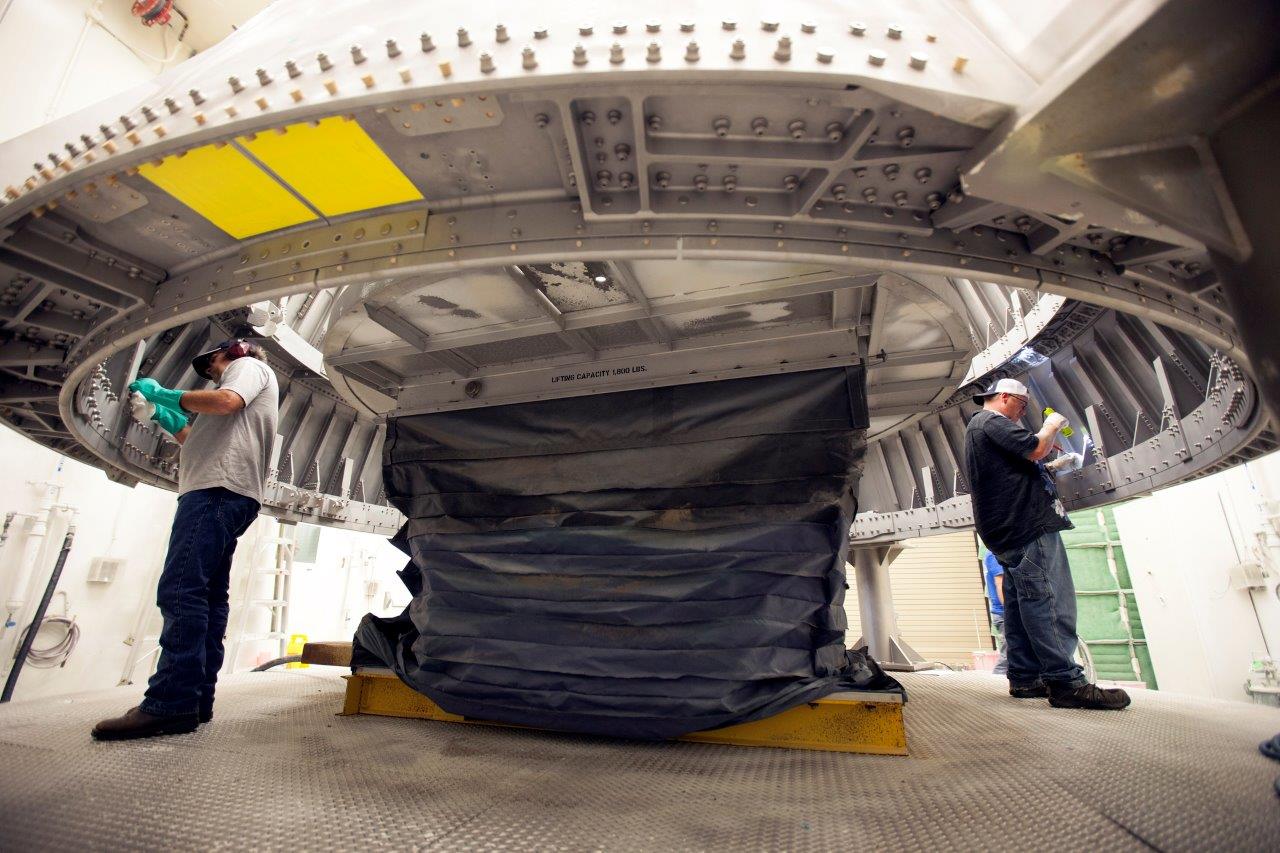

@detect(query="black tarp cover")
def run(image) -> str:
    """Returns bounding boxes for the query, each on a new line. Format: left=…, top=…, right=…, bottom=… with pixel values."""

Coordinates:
left=353, top=366, right=902, bottom=739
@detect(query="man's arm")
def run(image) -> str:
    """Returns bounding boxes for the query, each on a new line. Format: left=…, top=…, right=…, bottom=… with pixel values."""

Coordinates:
left=995, top=573, right=1004, bottom=605
left=1026, top=413, right=1068, bottom=462
left=179, top=388, right=245, bottom=416
left=174, top=425, right=190, bottom=445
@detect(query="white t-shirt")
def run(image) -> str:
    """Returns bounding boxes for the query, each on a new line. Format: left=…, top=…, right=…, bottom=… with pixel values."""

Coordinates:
left=178, top=357, right=279, bottom=503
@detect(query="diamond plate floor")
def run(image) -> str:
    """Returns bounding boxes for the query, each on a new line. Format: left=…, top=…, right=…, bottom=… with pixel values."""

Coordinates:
left=0, top=670, right=1277, bottom=851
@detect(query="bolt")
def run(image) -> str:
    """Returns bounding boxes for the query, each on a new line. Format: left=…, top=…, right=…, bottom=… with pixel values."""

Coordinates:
left=351, top=44, right=366, bottom=64
left=597, top=170, right=613, bottom=187
left=825, top=121, right=844, bottom=142
left=457, top=28, right=471, bottom=47
left=850, top=21, right=867, bottom=36
left=120, top=114, right=135, bottom=130
left=522, top=48, right=537, bottom=69
left=862, top=187, right=877, bottom=203
left=647, top=114, right=662, bottom=131
left=685, top=41, right=700, bottom=62
left=774, top=36, right=791, bottom=61
left=613, top=22, right=628, bottom=34
left=317, top=52, right=332, bottom=71
left=887, top=24, right=903, bottom=39
left=730, top=39, right=746, bottom=60
left=693, top=174, right=709, bottom=191
left=228, top=74, right=245, bottom=94
left=480, top=53, right=495, bottom=73
left=495, top=24, right=509, bottom=43
left=722, top=175, right=737, bottom=193
left=141, top=105, right=158, bottom=123
left=619, top=172, right=635, bottom=188
left=723, top=20, right=737, bottom=31
left=832, top=184, right=848, bottom=201
left=713, top=116, right=731, bottom=137
left=817, top=48, right=834, bottom=64
left=607, top=109, right=623, bottom=124
left=64, top=141, right=79, bottom=158
left=896, top=126, right=915, bottom=148
left=762, top=20, right=779, bottom=32
left=909, top=52, right=928, bottom=70
left=788, top=119, right=806, bottom=139
left=801, top=22, right=817, bottom=34
left=99, top=122, right=115, bottom=139
left=573, top=44, right=588, bottom=65
left=783, top=174, right=799, bottom=191
left=420, top=32, right=435, bottom=52
left=615, top=142, right=631, bottom=160
left=893, top=190, right=909, bottom=207
left=656, top=171, right=671, bottom=188
left=868, top=50, right=886, bottom=66
left=610, top=42, right=624, bottom=63
left=534, top=28, right=549, bottom=40
left=256, top=67, right=273, bottom=86
left=953, top=55, right=969, bottom=73
left=681, top=22, right=695, bottom=32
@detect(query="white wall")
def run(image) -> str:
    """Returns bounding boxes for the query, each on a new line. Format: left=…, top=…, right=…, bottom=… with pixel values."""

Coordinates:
left=0, top=425, right=409, bottom=703
left=0, top=0, right=195, bottom=144
left=1115, top=450, right=1280, bottom=703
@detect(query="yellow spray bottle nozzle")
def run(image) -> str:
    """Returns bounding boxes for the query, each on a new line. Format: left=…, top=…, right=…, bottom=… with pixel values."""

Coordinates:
left=1043, top=407, right=1073, bottom=437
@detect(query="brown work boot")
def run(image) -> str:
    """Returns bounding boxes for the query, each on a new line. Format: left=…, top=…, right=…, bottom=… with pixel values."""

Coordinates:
left=91, top=706, right=199, bottom=741
left=1009, top=681, right=1049, bottom=699
left=1048, top=682, right=1131, bottom=710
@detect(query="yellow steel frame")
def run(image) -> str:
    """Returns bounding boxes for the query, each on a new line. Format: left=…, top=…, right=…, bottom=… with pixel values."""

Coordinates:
left=341, top=671, right=907, bottom=756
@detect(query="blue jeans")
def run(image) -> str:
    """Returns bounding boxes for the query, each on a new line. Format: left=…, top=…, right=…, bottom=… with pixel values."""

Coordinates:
left=141, top=487, right=260, bottom=717
left=994, top=531, right=1086, bottom=689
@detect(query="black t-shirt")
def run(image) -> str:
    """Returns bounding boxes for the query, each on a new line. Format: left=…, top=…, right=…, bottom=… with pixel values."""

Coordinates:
left=963, top=410, right=1072, bottom=556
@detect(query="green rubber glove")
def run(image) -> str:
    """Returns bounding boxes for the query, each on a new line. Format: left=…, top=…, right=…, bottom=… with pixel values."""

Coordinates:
left=151, top=404, right=188, bottom=436
left=129, top=377, right=185, bottom=411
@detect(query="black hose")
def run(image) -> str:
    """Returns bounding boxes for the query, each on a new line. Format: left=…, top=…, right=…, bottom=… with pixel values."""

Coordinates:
left=251, top=654, right=302, bottom=671
left=2, top=526, right=75, bottom=703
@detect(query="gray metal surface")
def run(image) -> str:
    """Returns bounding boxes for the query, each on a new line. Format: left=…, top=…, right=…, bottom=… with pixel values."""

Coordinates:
left=1, top=670, right=1277, bottom=850
left=0, top=0, right=1275, bottom=539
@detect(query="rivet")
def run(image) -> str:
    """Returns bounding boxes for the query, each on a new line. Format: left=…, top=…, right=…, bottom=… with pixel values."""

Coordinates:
left=256, top=67, right=273, bottom=86
left=480, top=53, right=496, bottom=73
left=351, top=44, right=366, bottom=64
left=534, top=28, right=548, bottom=40
left=290, top=89, right=304, bottom=102
left=285, top=60, right=301, bottom=79
left=681, top=21, right=695, bottom=32
left=762, top=20, right=779, bottom=32
left=722, top=20, right=737, bottom=31
left=164, top=97, right=181, bottom=114
left=495, top=24, right=509, bottom=43
left=420, top=32, right=435, bottom=52
left=120, top=114, right=136, bottom=130
left=887, top=24, right=903, bottom=39
left=646, top=21, right=661, bottom=33
left=255, top=96, right=270, bottom=109
left=323, top=80, right=338, bottom=95
left=99, top=122, right=116, bottom=139
left=399, top=68, right=412, bottom=83
left=317, top=52, right=333, bottom=71
left=909, top=52, right=928, bottom=70
left=613, top=22, right=628, bottom=34
left=730, top=39, right=746, bottom=60
left=228, top=75, right=244, bottom=94
left=801, top=22, right=817, bottom=34
left=850, top=22, right=867, bottom=36
left=825, top=121, right=843, bottom=141
left=788, top=119, right=806, bottom=139
left=953, top=56, right=969, bottom=73
left=817, top=49, right=834, bottom=64
left=522, top=48, right=537, bottom=70
left=457, top=28, right=471, bottom=47
left=685, top=41, right=700, bottom=62
left=439, top=61, right=453, bottom=78
left=868, top=50, right=886, bottom=66
left=579, top=25, right=594, bottom=36
left=647, top=42, right=661, bottom=62
left=610, top=43, right=624, bottom=63
left=573, top=45, right=588, bottom=65
left=774, top=36, right=792, bottom=61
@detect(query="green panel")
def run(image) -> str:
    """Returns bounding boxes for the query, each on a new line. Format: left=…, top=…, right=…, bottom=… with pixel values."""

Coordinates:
left=1065, top=503, right=1159, bottom=690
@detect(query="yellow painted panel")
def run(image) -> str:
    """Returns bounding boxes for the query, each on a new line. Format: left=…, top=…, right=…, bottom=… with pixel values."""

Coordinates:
left=138, top=143, right=317, bottom=239
left=342, top=673, right=908, bottom=755
left=240, top=117, right=423, bottom=216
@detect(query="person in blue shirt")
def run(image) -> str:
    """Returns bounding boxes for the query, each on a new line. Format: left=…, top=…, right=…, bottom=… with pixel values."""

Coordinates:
left=983, top=552, right=1007, bottom=675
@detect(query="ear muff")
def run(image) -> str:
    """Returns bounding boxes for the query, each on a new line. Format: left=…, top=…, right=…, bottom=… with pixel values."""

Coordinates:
left=223, top=340, right=250, bottom=360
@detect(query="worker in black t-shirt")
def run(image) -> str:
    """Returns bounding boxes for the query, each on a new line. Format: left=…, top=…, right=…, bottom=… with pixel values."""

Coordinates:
left=963, top=378, right=1130, bottom=710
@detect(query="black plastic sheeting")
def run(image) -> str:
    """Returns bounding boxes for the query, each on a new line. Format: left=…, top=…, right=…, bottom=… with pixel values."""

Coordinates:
left=354, top=366, right=903, bottom=740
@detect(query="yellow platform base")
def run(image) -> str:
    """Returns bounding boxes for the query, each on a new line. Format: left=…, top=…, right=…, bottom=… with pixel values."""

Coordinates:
left=341, top=670, right=907, bottom=756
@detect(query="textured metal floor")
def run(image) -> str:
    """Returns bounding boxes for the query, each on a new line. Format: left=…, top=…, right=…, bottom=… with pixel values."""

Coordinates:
left=1, top=670, right=1277, bottom=851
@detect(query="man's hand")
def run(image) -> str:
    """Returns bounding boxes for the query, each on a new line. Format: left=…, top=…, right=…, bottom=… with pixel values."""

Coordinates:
left=129, top=391, right=156, bottom=424
left=1045, top=452, right=1084, bottom=473
left=1044, top=411, right=1069, bottom=432
left=151, top=405, right=189, bottom=437
left=128, top=377, right=185, bottom=411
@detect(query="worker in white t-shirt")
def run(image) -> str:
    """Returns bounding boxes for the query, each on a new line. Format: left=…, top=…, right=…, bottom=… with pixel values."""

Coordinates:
left=93, top=339, right=279, bottom=740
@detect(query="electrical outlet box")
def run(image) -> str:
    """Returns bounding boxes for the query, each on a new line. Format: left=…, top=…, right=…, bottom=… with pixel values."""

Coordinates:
left=88, top=557, right=125, bottom=584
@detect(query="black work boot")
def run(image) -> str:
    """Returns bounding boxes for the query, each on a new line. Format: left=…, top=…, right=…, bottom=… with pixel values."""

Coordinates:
left=92, top=706, right=199, bottom=741
left=1048, top=682, right=1131, bottom=710
left=1009, top=681, right=1049, bottom=698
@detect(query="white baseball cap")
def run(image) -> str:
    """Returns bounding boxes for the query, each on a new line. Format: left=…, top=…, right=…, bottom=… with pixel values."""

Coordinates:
left=972, top=377, right=1031, bottom=405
